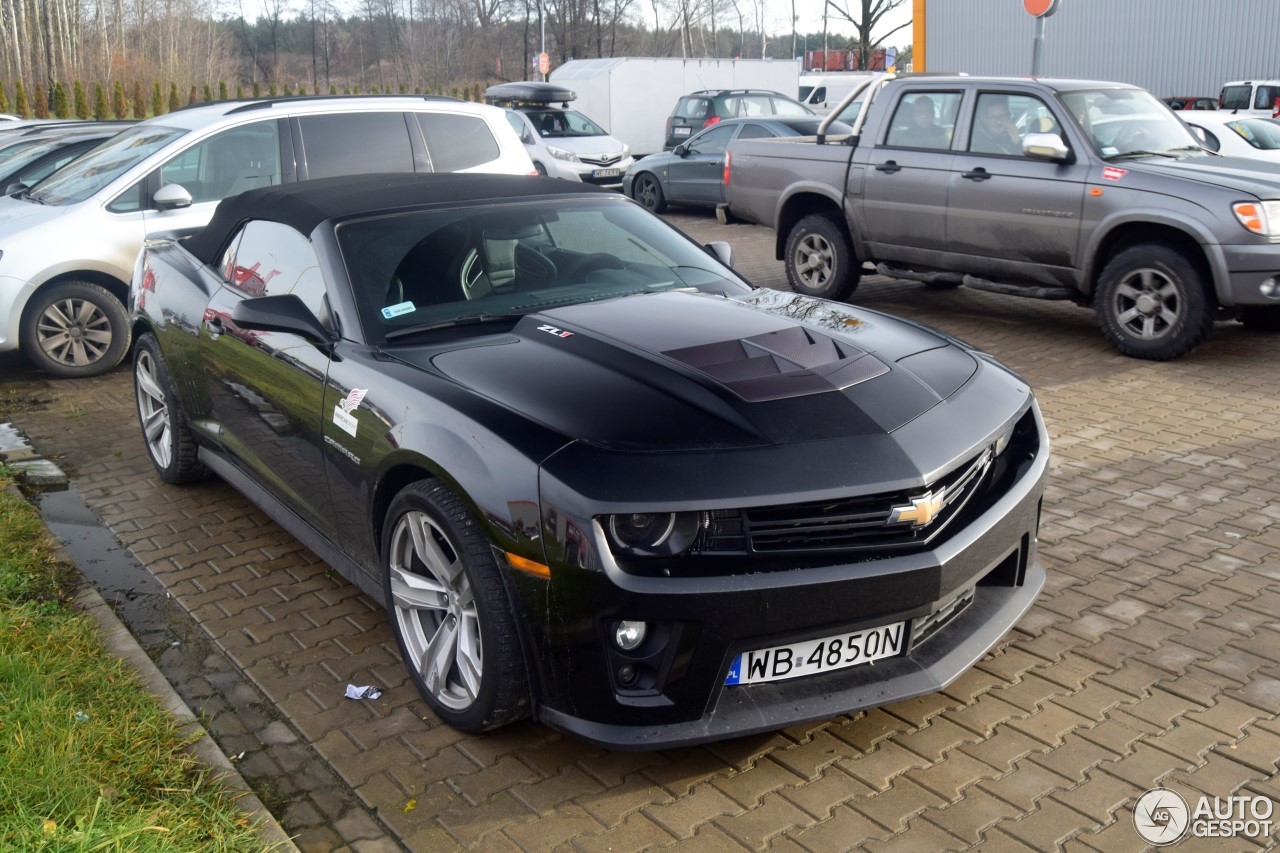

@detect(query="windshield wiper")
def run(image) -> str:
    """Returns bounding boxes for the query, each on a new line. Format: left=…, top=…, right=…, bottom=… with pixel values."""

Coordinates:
left=18, top=188, right=46, bottom=204
left=1105, top=149, right=1178, bottom=160
left=1167, top=145, right=1217, bottom=155
left=384, top=312, right=525, bottom=340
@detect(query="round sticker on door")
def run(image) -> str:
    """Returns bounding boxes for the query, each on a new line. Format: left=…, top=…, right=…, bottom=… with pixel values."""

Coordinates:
left=1024, top=0, right=1059, bottom=15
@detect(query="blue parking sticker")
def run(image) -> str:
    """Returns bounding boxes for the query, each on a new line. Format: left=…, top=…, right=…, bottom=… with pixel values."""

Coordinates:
left=382, top=301, right=416, bottom=319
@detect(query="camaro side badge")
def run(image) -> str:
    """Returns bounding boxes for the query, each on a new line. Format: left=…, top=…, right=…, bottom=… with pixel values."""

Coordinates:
left=890, top=491, right=945, bottom=527
left=332, top=388, right=367, bottom=437
left=537, top=324, right=573, bottom=338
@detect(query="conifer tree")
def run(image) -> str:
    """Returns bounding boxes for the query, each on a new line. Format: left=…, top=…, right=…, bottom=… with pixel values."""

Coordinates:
left=330, top=85, right=337, bottom=95
left=93, top=82, right=108, bottom=119
left=73, top=80, right=90, bottom=118
left=236, top=83, right=244, bottom=99
left=219, top=81, right=229, bottom=100
left=283, top=82, right=293, bottom=96
left=168, top=82, right=180, bottom=112
left=113, top=81, right=128, bottom=118
left=35, top=84, right=50, bottom=118
left=152, top=82, right=164, bottom=115
left=187, top=85, right=198, bottom=105
left=51, top=83, right=68, bottom=118
left=203, top=84, right=213, bottom=102
left=298, top=85, right=306, bottom=95
left=268, top=82, right=278, bottom=96
left=0, top=82, right=9, bottom=114
left=252, top=81, right=261, bottom=97
left=133, top=81, right=146, bottom=117
left=15, top=81, right=30, bottom=118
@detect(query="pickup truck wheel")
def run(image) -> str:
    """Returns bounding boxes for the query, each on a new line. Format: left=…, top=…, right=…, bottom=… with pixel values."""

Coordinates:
left=1238, top=306, right=1280, bottom=330
left=383, top=480, right=530, bottom=732
left=634, top=173, right=667, bottom=213
left=21, top=280, right=130, bottom=378
left=1095, top=244, right=1213, bottom=360
left=786, top=214, right=860, bottom=301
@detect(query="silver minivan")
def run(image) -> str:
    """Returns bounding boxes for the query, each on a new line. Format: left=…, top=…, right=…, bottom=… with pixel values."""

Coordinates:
left=0, top=96, right=535, bottom=377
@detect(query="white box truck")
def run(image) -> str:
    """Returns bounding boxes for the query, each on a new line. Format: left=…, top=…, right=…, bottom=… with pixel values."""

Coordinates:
left=550, top=57, right=802, bottom=157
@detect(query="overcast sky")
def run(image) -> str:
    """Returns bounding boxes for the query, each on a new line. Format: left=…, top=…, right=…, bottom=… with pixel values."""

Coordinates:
left=780, top=0, right=914, bottom=50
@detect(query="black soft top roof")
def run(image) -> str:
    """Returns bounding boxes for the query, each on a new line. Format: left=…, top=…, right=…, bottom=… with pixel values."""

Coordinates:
left=184, top=172, right=611, bottom=265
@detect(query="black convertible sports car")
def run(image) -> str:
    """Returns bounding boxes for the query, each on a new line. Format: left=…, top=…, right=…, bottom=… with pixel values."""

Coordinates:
left=130, top=173, right=1048, bottom=748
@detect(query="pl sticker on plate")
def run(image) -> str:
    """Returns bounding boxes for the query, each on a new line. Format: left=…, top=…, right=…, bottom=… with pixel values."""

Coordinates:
left=382, top=301, right=415, bottom=319
left=332, top=388, right=366, bottom=437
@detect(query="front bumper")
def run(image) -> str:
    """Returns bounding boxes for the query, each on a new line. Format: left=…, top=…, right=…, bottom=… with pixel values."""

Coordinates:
left=1221, top=244, right=1280, bottom=306
left=0, top=274, right=33, bottom=352
left=548, top=157, right=635, bottom=188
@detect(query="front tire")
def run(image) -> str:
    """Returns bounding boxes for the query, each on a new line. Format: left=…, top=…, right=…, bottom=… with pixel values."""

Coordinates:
left=133, top=334, right=208, bottom=484
left=633, top=173, right=667, bottom=213
left=1094, top=243, right=1213, bottom=360
left=785, top=214, right=860, bottom=301
left=21, top=280, right=130, bottom=377
left=383, top=480, right=529, bottom=732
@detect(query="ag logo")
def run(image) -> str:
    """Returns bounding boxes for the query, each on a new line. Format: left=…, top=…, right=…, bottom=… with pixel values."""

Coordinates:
left=1134, top=788, right=1189, bottom=845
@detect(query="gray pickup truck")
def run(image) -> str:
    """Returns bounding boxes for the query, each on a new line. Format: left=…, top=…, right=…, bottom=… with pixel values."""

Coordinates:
left=723, top=74, right=1280, bottom=360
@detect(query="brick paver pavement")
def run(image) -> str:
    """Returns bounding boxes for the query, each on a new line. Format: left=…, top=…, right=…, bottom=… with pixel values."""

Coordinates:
left=2, top=209, right=1278, bottom=851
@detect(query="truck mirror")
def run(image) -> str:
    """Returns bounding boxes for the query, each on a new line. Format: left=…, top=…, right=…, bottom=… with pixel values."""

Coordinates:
left=1022, top=132, right=1071, bottom=163
left=704, top=240, right=734, bottom=268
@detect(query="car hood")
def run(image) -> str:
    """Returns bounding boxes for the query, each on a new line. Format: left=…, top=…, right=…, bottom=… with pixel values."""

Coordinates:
left=541, top=135, right=629, bottom=157
left=0, top=193, right=65, bottom=231
left=399, top=289, right=980, bottom=451
left=1126, top=153, right=1280, bottom=196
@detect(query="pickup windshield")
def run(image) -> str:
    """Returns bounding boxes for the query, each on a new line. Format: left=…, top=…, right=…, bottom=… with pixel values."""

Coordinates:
left=1060, top=88, right=1203, bottom=159
left=26, top=125, right=185, bottom=205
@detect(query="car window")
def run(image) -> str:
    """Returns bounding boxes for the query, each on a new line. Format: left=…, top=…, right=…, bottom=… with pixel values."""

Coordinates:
left=1227, top=118, right=1280, bottom=149
left=28, top=125, right=185, bottom=205
left=1255, top=86, right=1280, bottom=111
left=885, top=91, right=959, bottom=150
left=416, top=113, right=502, bottom=171
left=810, top=87, right=826, bottom=104
left=771, top=97, right=811, bottom=117
left=741, top=95, right=773, bottom=116
left=1062, top=88, right=1201, bottom=157
left=522, top=109, right=606, bottom=138
left=1220, top=85, right=1253, bottom=110
left=736, top=123, right=774, bottom=140
left=221, top=220, right=328, bottom=320
left=300, top=112, right=414, bottom=179
left=676, top=98, right=709, bottom=119
left=504, top=110, right=533, bottom=144
left=159, top=122, right=281, bottom=205
left=687, top=124, right=737, bottom=154
left=967, top=93, right=1057, bottom=157
left=14, top=143, right=94, bottom=186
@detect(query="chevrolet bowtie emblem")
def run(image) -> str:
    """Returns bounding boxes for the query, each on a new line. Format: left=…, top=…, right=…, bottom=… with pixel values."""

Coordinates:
left=890, top=491, right=945, bottom=527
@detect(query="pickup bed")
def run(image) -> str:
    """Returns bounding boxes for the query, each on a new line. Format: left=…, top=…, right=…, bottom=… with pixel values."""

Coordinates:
left=724, top=74, right=1280, bottom=359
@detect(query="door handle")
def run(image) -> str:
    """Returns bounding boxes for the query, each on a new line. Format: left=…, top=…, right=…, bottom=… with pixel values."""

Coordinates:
left=875, top=160, right=902, bottom=173
left=962, top=167, right=992, bottom=181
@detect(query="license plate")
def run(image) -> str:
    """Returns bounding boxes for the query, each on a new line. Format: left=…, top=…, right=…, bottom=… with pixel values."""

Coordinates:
left=674, top=126, right=692, bottom=136
left=592, top=168, right=621, bottom=179
left=725, top=621, right=906, bottom=686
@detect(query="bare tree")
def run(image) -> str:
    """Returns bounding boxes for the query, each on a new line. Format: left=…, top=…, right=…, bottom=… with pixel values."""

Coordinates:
left=825, top=0, right=909, bottom=70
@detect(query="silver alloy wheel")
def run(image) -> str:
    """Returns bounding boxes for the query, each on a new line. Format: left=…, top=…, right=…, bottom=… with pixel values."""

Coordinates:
left=637, top=176, right=660, bottom=209
left=1111, top=267, right=1181, bottom=341
left=389, top=511, right=483, bottom=711
left=794, top=232, right=835, bottom=291
left=36, top=296, right=113, bottom=367
left=134, top=349, right=173, bottom=470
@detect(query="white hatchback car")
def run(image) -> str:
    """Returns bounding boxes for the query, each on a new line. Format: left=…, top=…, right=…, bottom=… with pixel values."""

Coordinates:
left=0, top=95, right=535, bottom=377
left=1181, top=111, right=1280, bottom=162
left=486, top=82, right=632, bottom=189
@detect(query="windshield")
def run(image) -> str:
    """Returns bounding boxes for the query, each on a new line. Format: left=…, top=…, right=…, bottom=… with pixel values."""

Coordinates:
left=1224, top=118, right=1280, bottom=150
left=1059, top=88, right=1202, bottom=158
left=1220, top=85, right=1253, bottom=111
left=0, top=137, right=58, bottom=169
left=525, top=108, right=607, bottom=138
left=28, top=124, right=185, bottom=205
left=337, top=198, right=751, bottom=346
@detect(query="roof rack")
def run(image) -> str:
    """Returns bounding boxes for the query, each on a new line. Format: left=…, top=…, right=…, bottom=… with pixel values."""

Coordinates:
left=166, top=93, right=463, bottom=115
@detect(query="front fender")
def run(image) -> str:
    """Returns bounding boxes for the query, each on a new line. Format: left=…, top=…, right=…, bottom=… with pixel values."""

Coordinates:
left=1082, top=207, right=1229, bottom=299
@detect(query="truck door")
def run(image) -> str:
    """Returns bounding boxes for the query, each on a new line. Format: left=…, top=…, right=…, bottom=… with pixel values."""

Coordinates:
left=945, top=91, right=1088, bottom=279
left=857, top=90, right=961, bottom=260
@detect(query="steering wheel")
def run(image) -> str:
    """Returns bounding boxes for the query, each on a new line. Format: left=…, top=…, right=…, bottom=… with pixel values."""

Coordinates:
left=561, top=252, right=625, bottom=281
left=514, top=244, right=557, bottom=290
left=1114, top=125, right=1151, bottom=151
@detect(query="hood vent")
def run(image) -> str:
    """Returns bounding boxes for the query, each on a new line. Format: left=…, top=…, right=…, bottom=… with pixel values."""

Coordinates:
left=663, top=325, right=889, bottom=402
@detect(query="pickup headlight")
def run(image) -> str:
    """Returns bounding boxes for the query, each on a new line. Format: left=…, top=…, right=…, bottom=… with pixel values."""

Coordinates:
left=1232, top=201, right=1280, bottom=241
left=604, top=511, right=705, bottom=557
left=547, top=145, right=580, bottom=163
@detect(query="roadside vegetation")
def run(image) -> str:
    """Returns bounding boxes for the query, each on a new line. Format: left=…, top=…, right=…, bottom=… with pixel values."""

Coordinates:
left=0, top=470, right=270, bottom=850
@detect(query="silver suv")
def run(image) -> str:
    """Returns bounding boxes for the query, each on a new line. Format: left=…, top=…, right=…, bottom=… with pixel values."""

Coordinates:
left=0, top=96, right=535, bottom=377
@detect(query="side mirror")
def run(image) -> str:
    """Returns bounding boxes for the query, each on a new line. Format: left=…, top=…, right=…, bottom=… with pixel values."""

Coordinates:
left=154, top=183, right=193, bottom=210
left=674, top=142, right=690, bottom=157
left=4, top=181, right=27, bottom=196
left=1022, top=132, right=1071, bottom=163
left=705, top=240, right=734, bottom=268
left=231, top=294, right=332, bottom=343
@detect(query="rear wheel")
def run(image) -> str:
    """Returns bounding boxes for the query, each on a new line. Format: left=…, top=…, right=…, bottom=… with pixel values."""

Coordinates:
left=133, top=334, right=208, bottom=484
left=383, top=480, right=529, bottom=732
left=1094, top=243, right=1213, bottom=360
left=785, top=214, right=860, bottom=301
left=21, top=280, right=130, bottom=377
left=634, top=173, right=667, bottom=213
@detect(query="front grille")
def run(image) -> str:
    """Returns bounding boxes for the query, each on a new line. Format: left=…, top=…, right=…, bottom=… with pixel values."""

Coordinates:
left=909, top=587, right=975, bottom=650
left=692, top=446, right=993, bottom=556
left=579, top=153, right=626, bottom=167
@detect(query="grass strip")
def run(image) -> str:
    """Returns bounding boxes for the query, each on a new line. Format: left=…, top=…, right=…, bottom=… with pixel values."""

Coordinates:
left=0, top=472, right=273, bottom=850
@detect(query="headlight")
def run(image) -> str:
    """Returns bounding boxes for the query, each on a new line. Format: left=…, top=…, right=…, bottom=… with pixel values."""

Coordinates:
left=547, top=145, right=580, bottom=163
left=621, top=145, right=631, bottom=158
left=1232, top=200, right=1280, bottom=241
left=604, top=511, right=704, bottom=557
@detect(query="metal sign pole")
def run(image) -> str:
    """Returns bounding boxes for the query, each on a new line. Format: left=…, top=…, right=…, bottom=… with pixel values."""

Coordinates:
left=1024, top=0, right=1059, bottom=77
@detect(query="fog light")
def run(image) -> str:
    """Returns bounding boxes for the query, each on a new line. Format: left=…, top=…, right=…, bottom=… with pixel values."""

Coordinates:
left=1262, top=277, right=1280, bottom=299
left=618, top=664, right=638, bottom=685
left=614, top=620, right=647, bottom=651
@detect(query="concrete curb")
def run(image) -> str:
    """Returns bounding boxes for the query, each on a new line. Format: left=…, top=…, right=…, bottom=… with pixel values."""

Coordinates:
left=4, top=481, right=298, bottom=851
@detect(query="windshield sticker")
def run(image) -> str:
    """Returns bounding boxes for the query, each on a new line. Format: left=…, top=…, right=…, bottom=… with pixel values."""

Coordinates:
left=1102, top=166, right=1128, bottom=181
left=1101, top=146, right=1118, bottom=157
left=332, top=387, right=366, bottom=437
left=382, top=301, right=416, bottom=319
